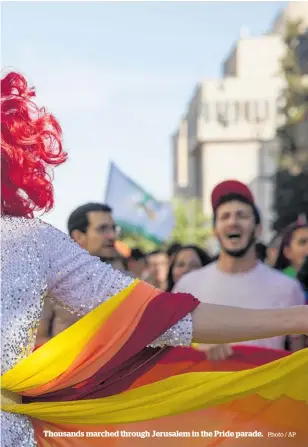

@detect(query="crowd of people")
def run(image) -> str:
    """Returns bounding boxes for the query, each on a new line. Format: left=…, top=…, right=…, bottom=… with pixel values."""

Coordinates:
left=36, top=180, right=308, bottom=354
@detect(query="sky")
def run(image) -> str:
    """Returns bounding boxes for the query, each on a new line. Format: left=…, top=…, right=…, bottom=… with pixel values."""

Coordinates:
left=2, top=0, right=286, bottom=232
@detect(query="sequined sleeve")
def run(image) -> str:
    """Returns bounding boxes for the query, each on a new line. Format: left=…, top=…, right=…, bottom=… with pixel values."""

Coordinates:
left=42, top=223, right=193, bottom=347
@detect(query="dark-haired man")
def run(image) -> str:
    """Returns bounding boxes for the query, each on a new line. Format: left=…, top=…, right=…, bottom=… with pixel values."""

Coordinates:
left=67, top=202, right=119, bottom=262
left=174, top=180, right=305, bottom=358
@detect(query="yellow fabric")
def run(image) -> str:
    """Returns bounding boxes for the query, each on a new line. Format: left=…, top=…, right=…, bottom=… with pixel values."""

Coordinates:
left=1, top=280, right=139, bottom=392
left=2, top=348, right=307, bottom=424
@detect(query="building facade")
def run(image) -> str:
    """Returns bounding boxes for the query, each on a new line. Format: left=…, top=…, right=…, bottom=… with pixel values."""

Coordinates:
left=172, top=2, right=308, bottom=243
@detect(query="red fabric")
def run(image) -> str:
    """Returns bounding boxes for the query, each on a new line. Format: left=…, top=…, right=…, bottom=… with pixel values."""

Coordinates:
left=162, top=345, right=290, bottom=366
left=130, top=345, right=290, bottom=391
left=23, top=292, right=199, bottom=402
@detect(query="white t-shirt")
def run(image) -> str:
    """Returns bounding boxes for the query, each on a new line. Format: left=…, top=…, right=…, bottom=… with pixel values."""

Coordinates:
left=173, top=261, right=305, bottom=350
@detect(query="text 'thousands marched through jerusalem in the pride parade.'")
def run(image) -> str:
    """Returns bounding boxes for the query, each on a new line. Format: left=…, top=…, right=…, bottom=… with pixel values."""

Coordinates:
left=42, top=430, right=297, bottom=439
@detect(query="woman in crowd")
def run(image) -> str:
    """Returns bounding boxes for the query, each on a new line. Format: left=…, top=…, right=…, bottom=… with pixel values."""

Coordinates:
left=274, top=221, right=308, bottom=350
left=166, top=245, right=212, bottom=292
left=274, top=221, right=308, bottom=277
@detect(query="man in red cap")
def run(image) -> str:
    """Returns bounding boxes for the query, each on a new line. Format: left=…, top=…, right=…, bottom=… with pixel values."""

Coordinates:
left=173, top=180, right=306, bottom=359
left=210, top=180, right=261, bottom=260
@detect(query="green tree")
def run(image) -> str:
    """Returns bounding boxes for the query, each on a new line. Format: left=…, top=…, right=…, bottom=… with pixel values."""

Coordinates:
left=169, top=198, right=211, bottom=247
left=280, top=20, right=308, bottom=127
left=276, top=20, right=308, bottom=168
left=273, top=20, right=308, bottom=231
left=273, top=170, right=308, bottom=232
left=119, top=228, right=160, bottom=253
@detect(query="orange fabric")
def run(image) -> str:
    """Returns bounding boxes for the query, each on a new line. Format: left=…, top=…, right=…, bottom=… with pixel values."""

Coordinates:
left=29, top=347, right=307, bottom=446
left=130, top=359, right=261, bottom=390
left=115, top=241, right=131, bottom=257
left=25, top=282, right=160, bottom=396
left=128, top=348, right=288, bottom=390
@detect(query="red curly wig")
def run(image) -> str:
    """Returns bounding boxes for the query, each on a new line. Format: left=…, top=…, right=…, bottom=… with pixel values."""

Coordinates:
left=1, top=71, right=67, bottom=218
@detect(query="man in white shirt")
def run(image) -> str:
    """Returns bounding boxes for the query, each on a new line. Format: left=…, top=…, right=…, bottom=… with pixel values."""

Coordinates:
left=173, top=180, right=305, bottom=359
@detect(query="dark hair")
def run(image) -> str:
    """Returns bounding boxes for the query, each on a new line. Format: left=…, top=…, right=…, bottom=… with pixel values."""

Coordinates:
left=146, top=249, right=166, bottom=258
left=129, top=248, right=145, bottom=261
left=166, top=245, right=212, bottom=292
left=122, top=257, right=129, bottom=271
left=213, top=193, right=261, bottom=225
left=297, top=256, right=308, bottom=291
left=274, top=223, right=308, bottom=271
left=68, top=203, right=112, bottom=235
left=255, top=242, right=267, bottom=262
left=167, top=243, right=182, bottom=258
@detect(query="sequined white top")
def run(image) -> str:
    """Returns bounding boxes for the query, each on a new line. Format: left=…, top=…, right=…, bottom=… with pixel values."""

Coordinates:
left=1, top=216, right=193, bottom=447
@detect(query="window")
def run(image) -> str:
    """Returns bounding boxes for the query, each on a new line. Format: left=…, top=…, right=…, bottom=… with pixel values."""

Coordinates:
left=228, top=101, right=241, bottom=124
left=256, top=100, right=270, bottom=123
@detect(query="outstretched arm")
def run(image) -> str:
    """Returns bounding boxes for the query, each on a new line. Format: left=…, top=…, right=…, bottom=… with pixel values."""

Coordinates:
left=191, top=303, right=307, bottom=344
left=43, top=223, right=192, bottom=348
left=43, top=223, right=307, bottom=348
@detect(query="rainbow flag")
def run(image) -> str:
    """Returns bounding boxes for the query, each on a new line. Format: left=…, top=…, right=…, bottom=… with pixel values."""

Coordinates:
left=105, top=162, right=174, bottom=243
left=2, top=280, right=308, bottom=446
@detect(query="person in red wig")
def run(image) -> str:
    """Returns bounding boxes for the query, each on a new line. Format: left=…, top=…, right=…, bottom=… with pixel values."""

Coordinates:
left=1, top=71, right=308, bottom=446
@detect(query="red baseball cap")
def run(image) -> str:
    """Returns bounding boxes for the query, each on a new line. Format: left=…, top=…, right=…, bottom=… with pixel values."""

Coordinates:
left=211, top=180, right=255, bottom=211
